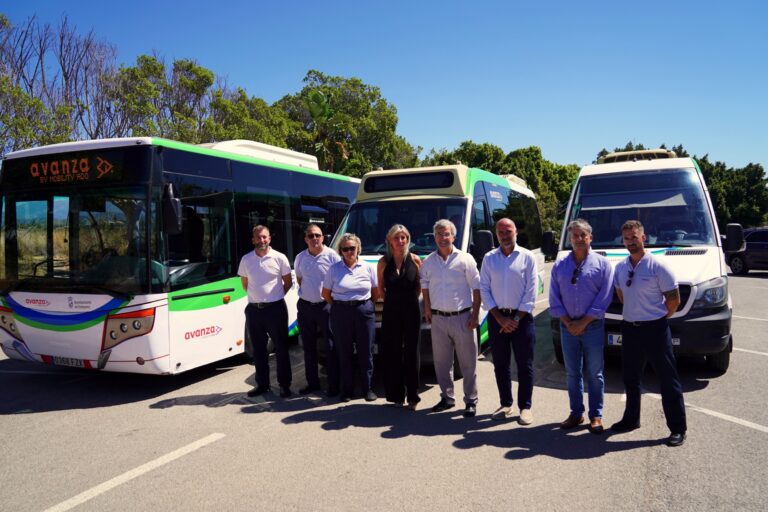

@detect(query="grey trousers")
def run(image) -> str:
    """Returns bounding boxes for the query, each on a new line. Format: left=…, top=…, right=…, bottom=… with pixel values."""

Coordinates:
left=430, top=312, right=478, bottom=404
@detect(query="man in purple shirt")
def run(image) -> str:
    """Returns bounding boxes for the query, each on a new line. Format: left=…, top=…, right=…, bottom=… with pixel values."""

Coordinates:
left=549, top=219, right=613, bottom=433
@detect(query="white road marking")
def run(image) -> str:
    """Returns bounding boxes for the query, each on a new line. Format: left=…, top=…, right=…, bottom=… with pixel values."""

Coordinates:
left=44, top=433, right=226, bottom=512
left=645, top=393, right=768, bottom=434
left=733, top=315, right=768, bottom=322
left=734, top=347, right=768, bottom=357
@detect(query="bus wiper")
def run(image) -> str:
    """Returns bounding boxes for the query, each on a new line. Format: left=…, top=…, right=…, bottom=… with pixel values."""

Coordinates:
left=69, top=283, right=132, bottom=301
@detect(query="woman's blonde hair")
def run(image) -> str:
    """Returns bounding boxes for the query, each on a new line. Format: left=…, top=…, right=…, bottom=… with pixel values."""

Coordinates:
left=385, top=224, right=411, bottom=261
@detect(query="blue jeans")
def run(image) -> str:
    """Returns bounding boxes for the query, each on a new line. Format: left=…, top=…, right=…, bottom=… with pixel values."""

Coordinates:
left=561, top=319, right=605, bottom=419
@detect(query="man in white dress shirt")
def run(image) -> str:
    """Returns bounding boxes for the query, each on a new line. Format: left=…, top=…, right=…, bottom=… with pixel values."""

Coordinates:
left=420, top=219, right=481, bottom=418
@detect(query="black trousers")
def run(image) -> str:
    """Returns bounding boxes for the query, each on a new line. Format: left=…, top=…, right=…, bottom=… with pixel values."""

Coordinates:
left=381, top=300, right=421, bottom=404
left=245, top=301, right=291, bottom=389
left=297, top=298, right=339, bottom=391
left=620, top=317, right=687, bottom=434
left=330, top=300, right=375, bottom=397
left=488, top=314, right=536, bottom=409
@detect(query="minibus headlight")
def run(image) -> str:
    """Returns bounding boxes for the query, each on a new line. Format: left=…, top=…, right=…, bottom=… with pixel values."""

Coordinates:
left=0, top=306, right=24, bottom=342
left=101, top=308, right=155, bottom=350
left=692, top=277, right=728, bottom=309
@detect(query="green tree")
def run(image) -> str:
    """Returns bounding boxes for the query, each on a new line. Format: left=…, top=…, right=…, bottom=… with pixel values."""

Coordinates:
left=277, top=70, right=419, bottom=176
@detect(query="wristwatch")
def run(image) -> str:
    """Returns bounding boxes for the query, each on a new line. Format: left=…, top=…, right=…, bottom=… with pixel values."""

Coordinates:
left=512, top=314, right=521, bottom=323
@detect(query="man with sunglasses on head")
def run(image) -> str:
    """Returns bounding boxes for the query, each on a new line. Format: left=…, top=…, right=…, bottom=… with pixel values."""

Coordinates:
left=294, top=224, right=341, bottom=397
left=612, top=220, right=687, bottom=447
left=549, top=219, right=613, bottom=434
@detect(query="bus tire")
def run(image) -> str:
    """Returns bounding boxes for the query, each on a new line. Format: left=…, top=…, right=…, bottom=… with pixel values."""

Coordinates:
left=729, top=255, right=748, bottom=275
left=707, top=336, right=731, bottom=374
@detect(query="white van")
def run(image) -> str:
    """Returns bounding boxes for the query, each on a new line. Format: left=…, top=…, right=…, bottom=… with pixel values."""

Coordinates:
left=552, top=149, right=743, bottom=373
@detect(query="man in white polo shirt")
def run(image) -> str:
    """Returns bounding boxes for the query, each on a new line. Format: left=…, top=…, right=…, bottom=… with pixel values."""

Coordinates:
left=420, top=219, right=481, bottom=418
left=238, top=225, right=293, bottom=398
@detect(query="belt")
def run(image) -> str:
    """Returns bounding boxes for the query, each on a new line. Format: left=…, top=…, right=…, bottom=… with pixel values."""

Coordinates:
left=249, top=299, right=283, bottom=309
left=334, top=299, right=369, bottom=306
left=431, top=307, right=471, bottom=317
left=497, top=308, right=518, bottom=316
left=622, top=317, right=665, bottom=327
left=299, top=298, right=326, bottom=306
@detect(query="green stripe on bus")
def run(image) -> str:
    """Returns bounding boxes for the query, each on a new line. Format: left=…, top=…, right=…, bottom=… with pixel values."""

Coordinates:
left=151, top=138, right=358, bottom=183
left=465, top=167, right=513, bottom=195
left=168, top=277, right=247, bottom=312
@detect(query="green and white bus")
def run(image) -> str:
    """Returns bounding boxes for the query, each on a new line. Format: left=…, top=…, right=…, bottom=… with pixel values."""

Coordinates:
left=332, top=164, right=547, bottom=356
left=0, top=138, right=359, bottom=374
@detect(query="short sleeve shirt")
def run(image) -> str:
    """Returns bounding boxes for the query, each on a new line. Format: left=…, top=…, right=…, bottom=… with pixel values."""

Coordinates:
left=419, top=247, right=480, bottom=312
left=323, top=260, right=377, bottom=301
left=295, top=246, right=341, bottom=303
left=614, top=252, right=677, bottom=322
left=238, top=248, right=292, bottom=303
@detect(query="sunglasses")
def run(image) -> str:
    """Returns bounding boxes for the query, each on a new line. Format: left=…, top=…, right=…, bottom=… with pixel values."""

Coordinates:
left=306, top=233, right=323, bottom=239
left=626, top=270, right=635, bottom=287
left=340, top=246, right=357, bottom=253
left=571, top=267, right=581, bottom=285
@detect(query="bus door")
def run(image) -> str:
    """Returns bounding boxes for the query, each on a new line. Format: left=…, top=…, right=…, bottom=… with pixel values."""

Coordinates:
left=165, top=191, right=241, bottom=372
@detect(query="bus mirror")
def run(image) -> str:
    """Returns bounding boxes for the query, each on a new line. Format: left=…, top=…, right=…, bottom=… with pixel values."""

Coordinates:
left=542, top=231, right=557, bottom=258
left=724, top=223, right=744, bottom=252
left=162, top=184, right=183, bottom=235
left=472, top=230, right=494, bottom=261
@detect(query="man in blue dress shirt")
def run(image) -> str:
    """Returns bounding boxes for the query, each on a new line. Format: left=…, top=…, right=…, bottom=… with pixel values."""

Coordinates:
left=480, top=218, right=538, bottom=425
left=549, top=219, right=613, bottom=433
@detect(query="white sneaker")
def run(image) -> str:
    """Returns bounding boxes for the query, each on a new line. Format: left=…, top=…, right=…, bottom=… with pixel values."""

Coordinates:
left=491, top=406, right=513, bottom=420
left=518, top=408, right=533, bottom=425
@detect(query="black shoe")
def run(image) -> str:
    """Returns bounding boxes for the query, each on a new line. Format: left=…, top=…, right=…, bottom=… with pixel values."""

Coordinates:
left=246, top=385, right=270, bottom=397
left=299, top=384, right=320, bottom=395
left=364, top=390, right=378, bottom=402
left=463, top=403, right=477, bottom=418
left=279, top=386, right=292, bottom=398
left=327, top=387, right=340, bottom=398
left=667, top=432, right=686, bottom=447
left=610, top=419, right=641, bottom=433
left=431, top=398, right=456, bottom=412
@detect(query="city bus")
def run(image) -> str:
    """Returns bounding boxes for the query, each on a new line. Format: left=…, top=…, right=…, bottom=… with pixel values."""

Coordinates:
left=331, top=164, right=547, bottom=361
left=0, top=137, right=359, bottom=374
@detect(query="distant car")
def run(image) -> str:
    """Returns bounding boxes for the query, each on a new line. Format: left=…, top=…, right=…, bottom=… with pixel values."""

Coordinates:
left=727, top=227, right=768, bottom=274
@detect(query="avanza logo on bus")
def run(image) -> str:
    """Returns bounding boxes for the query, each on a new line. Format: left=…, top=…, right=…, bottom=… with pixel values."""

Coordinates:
left=25, top=298, right=50, bottom=306
left=185, top=325, right=222, bottom=340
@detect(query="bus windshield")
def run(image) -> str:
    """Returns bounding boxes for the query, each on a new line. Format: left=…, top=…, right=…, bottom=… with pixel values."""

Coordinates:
left=335, top=198, right=467, bottom=255
left=566, top=168, right=717, bottom=249
left=0, top=186, right=151, bottom=297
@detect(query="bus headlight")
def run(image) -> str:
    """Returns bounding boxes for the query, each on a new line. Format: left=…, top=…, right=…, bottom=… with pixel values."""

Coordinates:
left=692, top=277, right=728, bottom=309
left=102, top=308, right=155, bottom=350
left=0, top=306, right=24, bottom=342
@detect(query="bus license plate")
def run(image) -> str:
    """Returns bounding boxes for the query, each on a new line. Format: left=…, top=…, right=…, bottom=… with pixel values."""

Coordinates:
left=53, top=356, right=85, bottom=368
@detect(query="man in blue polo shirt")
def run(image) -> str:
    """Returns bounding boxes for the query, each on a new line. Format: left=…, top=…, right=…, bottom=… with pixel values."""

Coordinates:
left=549, top=219, right=613, bottom=434
left=611, top=220, right=687, bottom=447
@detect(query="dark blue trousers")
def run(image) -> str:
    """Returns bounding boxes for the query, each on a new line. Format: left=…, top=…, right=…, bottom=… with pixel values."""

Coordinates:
left=488, top=314, right=536, bottom=409
left=330, top=300, right=375, bottom=398
left=297, top=298, right=339, bottom=392
left=620, top=317, right=687, bottom=434
left=245, top=301, right=291, bottom=389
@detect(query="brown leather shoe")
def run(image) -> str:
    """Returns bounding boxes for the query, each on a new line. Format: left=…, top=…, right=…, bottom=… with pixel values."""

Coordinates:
left=560, top=415, right=585, bottom=429
left=589, top=417, right=604, bottom=434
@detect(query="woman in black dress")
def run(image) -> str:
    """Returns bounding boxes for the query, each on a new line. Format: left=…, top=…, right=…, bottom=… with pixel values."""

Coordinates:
left=376, top=224, right=422, bottom=409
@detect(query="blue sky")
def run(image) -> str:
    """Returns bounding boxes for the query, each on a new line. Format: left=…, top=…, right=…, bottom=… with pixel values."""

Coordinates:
left=4, top=0, right=767, bottom=168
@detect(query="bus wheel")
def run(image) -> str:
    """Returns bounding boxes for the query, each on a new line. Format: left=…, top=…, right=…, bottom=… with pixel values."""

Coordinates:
left=707, top=337, right=732, bottom=374
left=729, top=255, right=748, bottom=275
